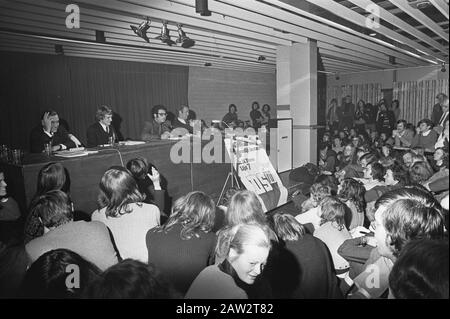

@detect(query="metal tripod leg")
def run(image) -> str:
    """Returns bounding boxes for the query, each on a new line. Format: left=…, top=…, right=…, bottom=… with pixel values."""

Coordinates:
left=217, top=172, right=240, bottom=205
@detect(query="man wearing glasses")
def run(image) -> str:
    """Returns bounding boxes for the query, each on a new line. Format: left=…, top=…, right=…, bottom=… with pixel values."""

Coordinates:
left=141, top=105, right=172, bottom=141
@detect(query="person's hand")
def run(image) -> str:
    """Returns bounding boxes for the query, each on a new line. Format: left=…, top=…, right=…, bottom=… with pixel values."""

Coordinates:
left=365, top=236, right=378, bottom=247
left=161, top=131, right=170, bottom=140
left=416, top=127, right=421, bottom=135
left=42, top=112, right=52, bottom=133
left=147, top=167, right=161, bottom=190
left=68, top=134, right=82, bottom=147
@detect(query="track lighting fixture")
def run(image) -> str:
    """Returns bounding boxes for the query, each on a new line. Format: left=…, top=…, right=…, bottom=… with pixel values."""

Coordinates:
left=156, top=21, right=175, bottom=46
left=441, top=62, right=446, bottom=73
left=130, top=18, right=151, bottom=43
left=176, top=24, right=195, bottom=48
left=257, top=55, right=266, bottom=61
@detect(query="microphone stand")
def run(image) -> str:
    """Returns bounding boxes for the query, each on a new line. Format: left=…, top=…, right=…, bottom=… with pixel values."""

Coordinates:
left=217, top=121, right=240, bottom=205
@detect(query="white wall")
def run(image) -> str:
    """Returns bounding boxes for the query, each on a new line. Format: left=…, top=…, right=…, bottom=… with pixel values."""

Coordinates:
left=326, top=64, right=449, bottom=89
left=188, top=66, right=276, bottom=125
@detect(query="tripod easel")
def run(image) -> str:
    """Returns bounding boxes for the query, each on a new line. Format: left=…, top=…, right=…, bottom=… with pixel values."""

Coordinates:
left=217, top=136, right=240, bottom=205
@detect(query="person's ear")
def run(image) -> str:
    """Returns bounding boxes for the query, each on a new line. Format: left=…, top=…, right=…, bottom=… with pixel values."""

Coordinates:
left=229, top=247, right=239, bottom=261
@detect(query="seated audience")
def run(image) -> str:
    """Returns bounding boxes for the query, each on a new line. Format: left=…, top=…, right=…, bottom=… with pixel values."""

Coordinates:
left=332, top=136, right=344, bottom=154
left=30, top=110, right=81, bottom=153
left=268, top=213, right=343, bottom=299
left=409, top=161, right=434, bottom=185
left=25, top=190, right=118, bottom=271
left=389, top=239, right=448, bottom=299
left=348, top=187, right=445, bottom=299
left=140, top=105, right=172, bottom=140
left=411, top=119, right=438, bottom=153
left=84, top=259, right=175, bottom=299
left=393, top=119, right=413, bottom=148
left=186, top=223, right=275, bottom=299
left=126, top=157, right=166, bottom=215
left=365, top=162, right=410, bottom=203
left=313, top=197, right=352, bottom=283
left=318, top=142, right=337, bottom=173
left=295, top=183, right=331, bottom=232
left=0, top=239, right=29, bottom=298
left=0, top=169, right=20, bottom=223
left=24, top=162, right=71, bottom=244
left=146, top=191, right=216, bottom=296
left=359, top=162, right=386, bottom=190
left=223, top=190, right=267, bottom=228
left=172, top=105, right=193, bottom=134
left=86, top=105, right=117, bottom=148
left=91, top=166, right=160, bottom=262
left=338, top=178, right=366, bottom=231
left=19, top=249, right=101, bottom=299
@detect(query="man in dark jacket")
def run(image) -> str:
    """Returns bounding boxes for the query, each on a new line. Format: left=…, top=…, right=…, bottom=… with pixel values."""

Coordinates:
left=30, top=110, right=81, bottom=153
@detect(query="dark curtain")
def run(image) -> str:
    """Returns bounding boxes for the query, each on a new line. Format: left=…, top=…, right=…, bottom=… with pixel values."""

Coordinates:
left=0, top=52, right=189, bottom=150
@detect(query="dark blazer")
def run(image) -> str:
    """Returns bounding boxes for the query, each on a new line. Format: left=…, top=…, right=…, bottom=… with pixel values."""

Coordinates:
left=86, top=122, right=116, bottom=148
left=172, top=118, right=193, bottom=134
left=29, top=125, right=75, bottom=153
left=431, top=102, right=443, bottom=126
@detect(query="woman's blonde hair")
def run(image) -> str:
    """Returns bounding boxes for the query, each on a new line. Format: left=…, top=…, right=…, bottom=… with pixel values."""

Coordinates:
left=215, top=223, right=276, bottom=261
left=226, top=190, right=266, bottom=226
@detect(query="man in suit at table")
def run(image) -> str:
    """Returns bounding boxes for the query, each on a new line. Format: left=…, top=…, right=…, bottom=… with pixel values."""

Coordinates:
left=140, top=105, right=172, bottom=141
left=30, top=110, right=82, bottom=153
left=86, top=105, right=117, bottom=147
left=171, top=105, right=193, bottom=134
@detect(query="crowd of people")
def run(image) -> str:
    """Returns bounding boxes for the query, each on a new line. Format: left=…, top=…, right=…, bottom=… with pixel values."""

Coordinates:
left=0, top=94, right=448, bottom=299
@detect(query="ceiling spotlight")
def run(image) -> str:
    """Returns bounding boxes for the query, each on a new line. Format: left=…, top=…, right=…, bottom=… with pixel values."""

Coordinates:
left=335, top=73, right=340, bottom=80
left=257, top=55, right=266, bottom=61
left=204, top=62, right=212, bottom=67
left=130, top=18, right=151, bottom=43
left=156, top=21, right=175, bottom=46
left=441, top=62, right=446, bottom=73
left=176, top=24, right=195, bottom=49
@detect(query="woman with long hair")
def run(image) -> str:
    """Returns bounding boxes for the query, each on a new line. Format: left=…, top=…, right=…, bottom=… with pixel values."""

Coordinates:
left=146, top=191, right=216, bottom=296
left=338, top=178, right=366, bottom=231
left=24, top=162, right=71, bottom=244
left=313, top=197, right=351, bottom=280
left=91, top=166, right=160, bottom=262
